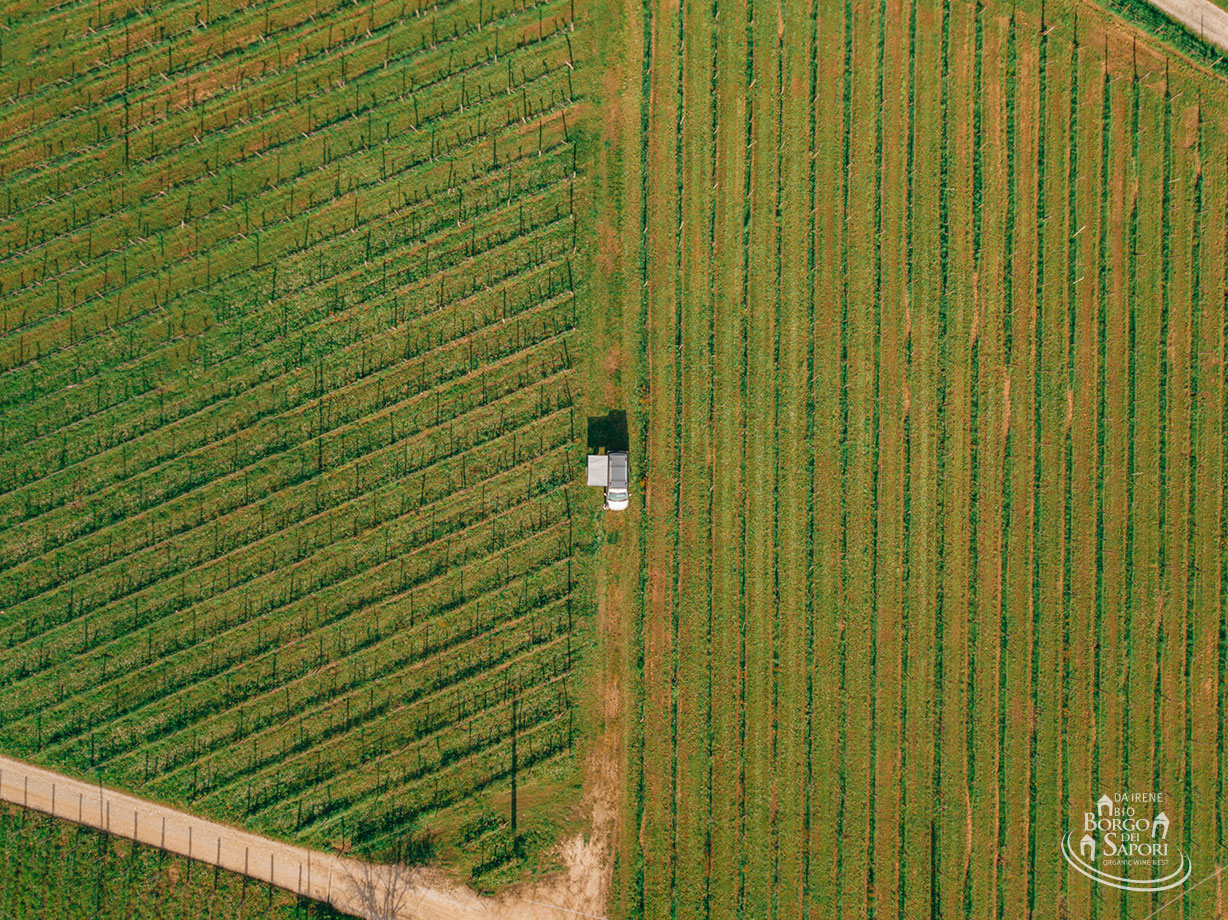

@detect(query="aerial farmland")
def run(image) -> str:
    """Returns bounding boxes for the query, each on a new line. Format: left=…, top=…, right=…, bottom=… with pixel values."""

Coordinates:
left=594, top=0, right=1228, bottom=918
left=0, top=0, right=1226, bottom=918
left=0, top=0, right=592, bottom=899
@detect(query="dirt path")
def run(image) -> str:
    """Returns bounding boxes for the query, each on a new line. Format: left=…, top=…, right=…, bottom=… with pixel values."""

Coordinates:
left=0, top=755, right=605, bottom=920
left=1142, top=0, right=1228, bottom=52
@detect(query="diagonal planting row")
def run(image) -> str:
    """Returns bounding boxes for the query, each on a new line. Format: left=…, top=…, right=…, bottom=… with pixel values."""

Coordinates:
left=0, top=7, right=573, bottom=308
left=0, top=282, right=576, bottom=614
left=0, top=0, right=564, bottom=191
left=124, top=560, right=575, bottom=800
left=0, top=145, right=575, bottom=495
left=0, top=415, right=576, bottom=732
left=0, top=51, right=574, bottom=379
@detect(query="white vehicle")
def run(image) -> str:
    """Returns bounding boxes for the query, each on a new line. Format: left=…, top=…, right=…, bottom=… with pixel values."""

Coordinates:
left=586, top=450, right=630, bottom=511
left=604, top=451, right=629, bottom=511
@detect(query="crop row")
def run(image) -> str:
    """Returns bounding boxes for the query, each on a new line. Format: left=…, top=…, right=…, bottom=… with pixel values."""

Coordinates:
left=0, top=292, right=575, bottom=612
left=71, top=545, right=572, bottom=785
left=0, top=399, right=575, bottom=697
left=0, top=0, right=558, bottom=273
left=309, top=716, right=572, bottom=850
left=0, top=189, right=575, bottom=536
left=5, top=487, right=573, bottom=771
left=0, top=326, right=572, bottom=623
left=0, top=0, right=588, bottom=882
left=0, top=59, right=574, bottom=370
left=0, top=0, right=361, bottom=109
left=117, top=562, right=574, bottom=792
left=206, top=625, right=571, bottom=823
left=0, top=11, right=572, bottom=297
left=626, top=0, right=1228, bottom=917
left=0, top=112, right=573, bottom=423
left=0, top=0, right=564, bottom=182
left=0, top=134, right=574, bottom=466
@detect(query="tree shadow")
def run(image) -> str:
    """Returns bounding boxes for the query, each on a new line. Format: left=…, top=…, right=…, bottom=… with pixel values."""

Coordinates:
left=339, top=860, right=428, bottom=920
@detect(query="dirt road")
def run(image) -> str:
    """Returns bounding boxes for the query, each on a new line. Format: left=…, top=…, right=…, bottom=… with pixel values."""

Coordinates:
left=0, top=755, right=603, bottom=920
left=1142, top=0, right=1228, bottom=52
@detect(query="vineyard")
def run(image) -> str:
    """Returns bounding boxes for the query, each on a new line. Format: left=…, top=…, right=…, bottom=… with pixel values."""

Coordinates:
left=597, top=0, right=1228, bottom=917
left=0, top=0, right=591, bottom=888
left=0, top=804, right=343, bottom=920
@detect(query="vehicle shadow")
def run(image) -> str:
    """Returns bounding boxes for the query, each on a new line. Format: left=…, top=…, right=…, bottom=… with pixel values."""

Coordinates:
left=586, top=410, right=628, bottom=453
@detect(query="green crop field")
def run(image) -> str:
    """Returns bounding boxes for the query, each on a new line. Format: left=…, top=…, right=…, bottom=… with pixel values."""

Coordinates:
left=0, top=803, right=344, bottom=920
left=4, top=0, right=1228, bottom=915
left=589, top=0, right=1228, bottom=918
left=0, top=0, right=593, bottom=890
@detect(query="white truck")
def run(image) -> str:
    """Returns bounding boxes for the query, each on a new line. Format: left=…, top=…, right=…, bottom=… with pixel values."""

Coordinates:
left=586, top=450, right=630, bottom=511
